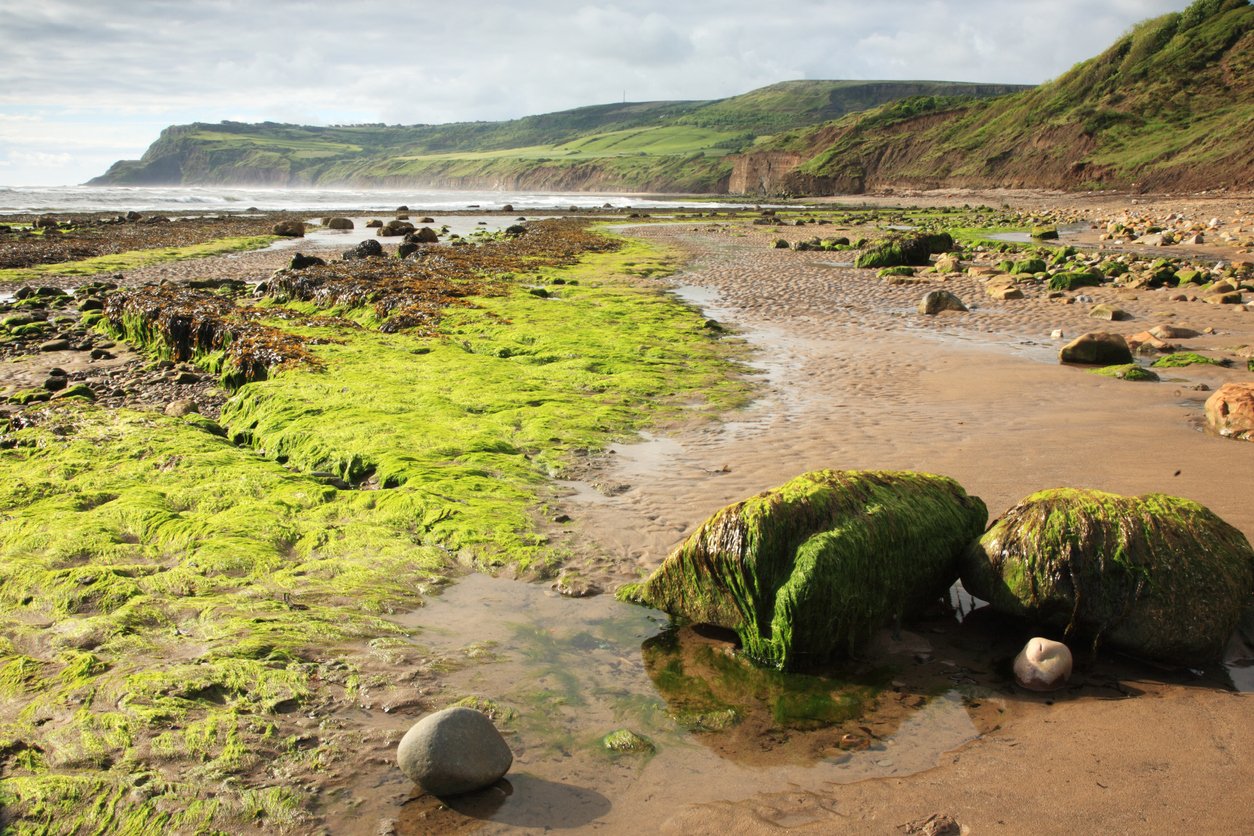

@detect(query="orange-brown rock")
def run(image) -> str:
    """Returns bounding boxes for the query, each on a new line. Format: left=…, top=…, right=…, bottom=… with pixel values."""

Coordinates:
left=1205, top=383, right=1254, bottom=441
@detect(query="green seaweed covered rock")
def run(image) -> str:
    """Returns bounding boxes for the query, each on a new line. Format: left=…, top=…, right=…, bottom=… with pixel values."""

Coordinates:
left=635, top=470, right=987, bottom=669
left=960, top=489, right=1254, bottom=664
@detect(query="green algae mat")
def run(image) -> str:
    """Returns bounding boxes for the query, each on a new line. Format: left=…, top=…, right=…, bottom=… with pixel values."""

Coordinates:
left=0, top=223, right=748, bottom=833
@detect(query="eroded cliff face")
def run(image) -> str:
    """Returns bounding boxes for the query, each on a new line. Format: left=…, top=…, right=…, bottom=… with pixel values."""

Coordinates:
left=727, top=154, right=805, bottom=194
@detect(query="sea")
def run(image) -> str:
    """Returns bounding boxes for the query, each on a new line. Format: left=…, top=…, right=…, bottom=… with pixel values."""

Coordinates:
left=0, top=185, right=743, bottom=215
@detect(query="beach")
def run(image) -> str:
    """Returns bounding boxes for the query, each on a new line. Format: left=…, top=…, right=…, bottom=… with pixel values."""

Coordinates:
left=1, top=192, right=1251, bottom=834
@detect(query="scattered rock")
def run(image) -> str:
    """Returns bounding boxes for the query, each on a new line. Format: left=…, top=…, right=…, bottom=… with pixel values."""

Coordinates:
left=38, top=339, right=72, bottom=352
left=165, top=399, right=199, bottom=417
left=961, top=488, right=1254, bottom=664
left=988, top=283, right=1024, bottom=300
left=288, top=252, right=326, bottom=271
left=379, top=220, right=416, bottom=237
left=1149, top=324, right=1201, bottom=340
left=1205, top=383, right=1254, bottom=441
left=1089, top=303, right=1131, bottom=321
left=272, top=220, right=305, bottom=237
left=1013, top=638, right=1073, bottom=691
left=327, top=217, right=354, bottom=230
left=1059, top=332, right=1132, bottom=365
left=343, top=239, right=384, bottom=260
left=396, top=707, right=513, bottom=796
left=900, top=812, right=962, bottom=836
left=918, top=290, right=968, bottom=315
left=365, top=219, right=383, bottom=228
left=411, top=227, right=440, bottom=244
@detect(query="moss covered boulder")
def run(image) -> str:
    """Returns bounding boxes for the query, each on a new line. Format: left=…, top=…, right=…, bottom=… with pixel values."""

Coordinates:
left=634, top=470, right=987, bottom=669
left=855, top=233, right=951, bottom=269
left=961, top=489, right=1254, bottom=664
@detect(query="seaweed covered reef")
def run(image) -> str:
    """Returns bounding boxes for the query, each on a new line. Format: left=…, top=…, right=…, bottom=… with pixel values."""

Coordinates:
left=0, top=221, right=748, bottom=832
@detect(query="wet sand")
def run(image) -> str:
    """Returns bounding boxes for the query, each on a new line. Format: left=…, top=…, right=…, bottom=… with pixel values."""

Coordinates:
left=536, top=221, right=1254, bottom=834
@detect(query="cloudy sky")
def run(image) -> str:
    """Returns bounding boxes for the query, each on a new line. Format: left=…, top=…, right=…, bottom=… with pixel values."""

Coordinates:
left=0, top=0, right=1185, bottom=186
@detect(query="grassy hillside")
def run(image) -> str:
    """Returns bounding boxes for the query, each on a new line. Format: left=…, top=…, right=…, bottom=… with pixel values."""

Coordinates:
left=759, top=0, right=1253, bottom=193
left=89, top=80, right=1027, bottom=192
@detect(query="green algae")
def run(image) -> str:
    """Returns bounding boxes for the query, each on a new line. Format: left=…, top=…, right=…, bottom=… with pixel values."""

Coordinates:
left=1092, top=364, right=1160, bottom=381
left=854, top=233, right=952, bottom=269
left=641, top=626, right=882, bottom=738
left=635, top=470, right=987, bottom=669
left=0, top=231, right=748, bottom=831
left=1048, top=271, right=1105, bottom=291
left=961, top=488, right=1254, bottom=664
left=1152, top=351, right=1225, bottom=368
left=599, top=728, right=655, bottom=756
left=0, top=236, right=279, bottom=283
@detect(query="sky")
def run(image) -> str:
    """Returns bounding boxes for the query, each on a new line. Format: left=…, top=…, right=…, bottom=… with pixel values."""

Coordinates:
left=0, top=0, right=1187, bottom=186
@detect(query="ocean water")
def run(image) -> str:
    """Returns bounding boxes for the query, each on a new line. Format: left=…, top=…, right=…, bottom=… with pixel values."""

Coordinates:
left=0, top=185, right=737, bottom=215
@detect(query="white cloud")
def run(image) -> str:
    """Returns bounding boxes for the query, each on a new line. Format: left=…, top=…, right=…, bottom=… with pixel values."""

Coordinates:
left=0, top=0, right=1191, bottom=185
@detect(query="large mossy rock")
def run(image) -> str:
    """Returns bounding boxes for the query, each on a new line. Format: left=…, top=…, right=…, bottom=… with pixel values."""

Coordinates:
left=854, top=233, right=952, bottom=269
left=961, top=489, right=1254, bottom=665
left=634, top=470, right=987, bottom=669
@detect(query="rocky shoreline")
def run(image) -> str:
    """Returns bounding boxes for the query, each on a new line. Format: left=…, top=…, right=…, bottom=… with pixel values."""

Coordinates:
left=0, top=191, right=1251, bottom=834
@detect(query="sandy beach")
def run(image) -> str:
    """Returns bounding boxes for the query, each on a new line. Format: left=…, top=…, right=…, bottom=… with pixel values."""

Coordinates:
left=542, top=214, right=1254, bottom=834
left=2, top=194, right=1252, bottom=835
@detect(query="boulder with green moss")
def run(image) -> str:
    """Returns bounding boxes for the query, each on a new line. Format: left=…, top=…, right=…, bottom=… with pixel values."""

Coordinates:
left=855, top=233, right=951, bottom=269
left=960, top=488, right=1254, bottom=664
left=633, top=470, right=987, bottom=669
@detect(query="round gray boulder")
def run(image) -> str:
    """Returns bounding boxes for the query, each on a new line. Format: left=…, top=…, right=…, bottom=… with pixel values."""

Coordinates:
left=397, top=707, right=512, bottom=796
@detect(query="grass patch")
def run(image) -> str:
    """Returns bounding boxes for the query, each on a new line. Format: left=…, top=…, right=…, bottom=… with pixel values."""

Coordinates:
left=0, top=236, right=279, bottom=283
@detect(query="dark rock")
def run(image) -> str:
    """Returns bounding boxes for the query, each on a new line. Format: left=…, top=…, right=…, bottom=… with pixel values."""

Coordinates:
left=410, top=227, right=439, bottom=244
left=378, top=220, right=415, bottom=237
left=125, top=211, right=142, bottom=221
left=42, top=376, right=67, bottom=392
left=327, top=217, right=354, bottom=230
left=1059, top=332, right=1132, bottom=365
left=396, top=707, right=513, bottom=796
left=343, top=239, right=384, bottom=260
left=366, top=219, right=383, bottom=228
left=272, top=220, right=305, bottom=237
left=397, top=242, right=419, bottom=259
left=289, top=252, right=326, bottom=270
left=420, top=217, right=435, bottom=224
left=961, top=488, right=1254, bottom=664
left=501, top=204, right=514, bottom=212
left=38, top=339, right=72, bottom=352
left=505, top=225, right=526, bottom=236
